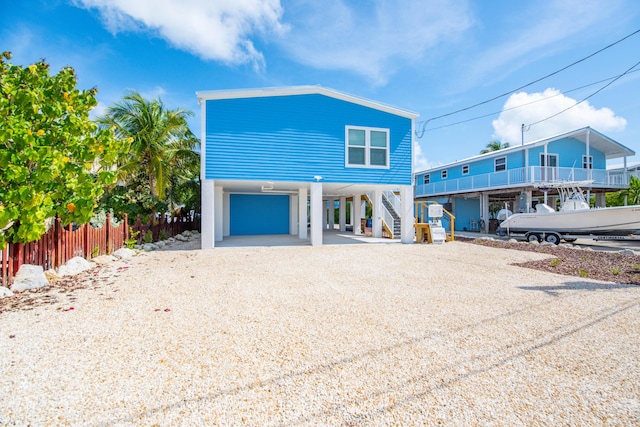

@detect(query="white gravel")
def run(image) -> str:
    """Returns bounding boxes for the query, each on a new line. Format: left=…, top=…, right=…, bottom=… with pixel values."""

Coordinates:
left=1, top=240, right=639, bottom=426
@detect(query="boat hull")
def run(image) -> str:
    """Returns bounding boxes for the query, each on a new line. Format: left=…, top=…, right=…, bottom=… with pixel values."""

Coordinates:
left=499, top=205, right=640, bottom=237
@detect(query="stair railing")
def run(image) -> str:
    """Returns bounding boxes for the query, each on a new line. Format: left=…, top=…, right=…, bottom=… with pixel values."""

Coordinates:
left=414, top=201, right=456, bottom=241
left=365, top=192, right=398, bottom=239
left=383, top=190, right=401, bottom=216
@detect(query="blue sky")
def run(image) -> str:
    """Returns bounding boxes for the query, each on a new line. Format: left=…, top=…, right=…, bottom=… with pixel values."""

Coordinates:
left=2, top=0, right=640, bottom=171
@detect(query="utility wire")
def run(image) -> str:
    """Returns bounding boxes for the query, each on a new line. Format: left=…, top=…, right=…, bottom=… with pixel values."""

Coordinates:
left=415, top=27, right=640, bottom=138
left=526, top=58, right=640, bottom=128
left=421, top=68, right=640, bottom=133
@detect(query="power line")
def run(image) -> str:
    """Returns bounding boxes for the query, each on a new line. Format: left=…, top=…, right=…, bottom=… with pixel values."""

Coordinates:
left=421, top=68, right=640, bottom=133
left=415, top=27, right=640, bottom=138
left=525, top=58, right=640, bottom=128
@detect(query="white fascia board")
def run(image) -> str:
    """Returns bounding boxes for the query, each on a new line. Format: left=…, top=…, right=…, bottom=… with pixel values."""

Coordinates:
left=196, top=85, right=419, bottom=120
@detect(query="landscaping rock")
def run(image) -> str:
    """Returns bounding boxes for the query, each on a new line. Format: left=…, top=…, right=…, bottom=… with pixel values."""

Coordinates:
left=0, top=286, right=14, bottom=299
left=166, top=238, right=176, bottom=244
left=112, top=248, right=136, bottom=259
left=618, top=249, right=636, bottom=256
left=57, top=257, right=96, bottom=277
left=182, top=230, right=192, bottom=237
left=11, top=265, right=49, bottom=292
left=175, top=234, right=188, bottom=242
left=92, top=255, right=116, bottom=265
left=142, top=243, right=159, bottom=251
left=155, top=241, right=166, bottom=248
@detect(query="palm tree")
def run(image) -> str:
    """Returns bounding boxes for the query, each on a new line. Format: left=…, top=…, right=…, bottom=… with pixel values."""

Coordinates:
left=480, top=140, right=510, bottom=154
left=99, top=91, right=199, bottom=203
left=619, top=175, right=640, bottom=205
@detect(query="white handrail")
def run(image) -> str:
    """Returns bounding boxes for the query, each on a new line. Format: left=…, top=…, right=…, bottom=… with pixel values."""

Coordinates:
left=383, top=190, right=401, bottom=215
left=381, top=208, right=396, bottom=238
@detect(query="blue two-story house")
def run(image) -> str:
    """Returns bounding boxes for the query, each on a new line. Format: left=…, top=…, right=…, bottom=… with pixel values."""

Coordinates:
left=197, top=86, right=418, bottom=248
left=414, top=127, right=635, bottom=233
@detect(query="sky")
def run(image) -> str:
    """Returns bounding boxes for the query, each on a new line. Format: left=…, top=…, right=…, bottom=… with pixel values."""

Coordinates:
left=2, top=0, right=640, bottom=172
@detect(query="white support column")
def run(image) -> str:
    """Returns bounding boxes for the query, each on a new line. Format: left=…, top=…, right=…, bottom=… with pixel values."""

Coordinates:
left=223, top=192, right=230, bottom=237
left=586, top=128, right=591, bottom=182
left=481, top=193, right=490, bottom=233
left=201, top=179, right=215, bottom=249
left=214, top=186, right=223, bottom=242
left=524, top=190, right=532, bottom=213
left=310, top=182, right=323, bottom=246
left=329, top=199, right=335, bottom=230
left=349, top=199, right=354, bottom=227
left=290, top=194, right=298, bottom=235
left=400, top=185, right=414, bottom=244
left=339, top=196, right=346, bottom=231
left=322, top=200, right=327, bottom=230
left=298, top=187, right=308, bottom=239
left=372, top=189, right=383, bottom=238
left=353, top=194, right=362, bottom=235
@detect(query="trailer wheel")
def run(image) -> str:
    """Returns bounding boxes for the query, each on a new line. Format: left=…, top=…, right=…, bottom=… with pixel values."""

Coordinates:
left=545, top=233, right=561, bottom=245
left=526, top=233, right=541, bottom=243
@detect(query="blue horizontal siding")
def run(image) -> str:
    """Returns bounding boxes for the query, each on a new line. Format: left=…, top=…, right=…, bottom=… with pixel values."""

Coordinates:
left=204, top=94, right=412, bottom=185
left=417, top=136, right=607, bottom=186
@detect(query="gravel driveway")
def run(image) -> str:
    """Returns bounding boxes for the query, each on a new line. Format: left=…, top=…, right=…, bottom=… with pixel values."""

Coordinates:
left=1, top=241, right=639, bottom=425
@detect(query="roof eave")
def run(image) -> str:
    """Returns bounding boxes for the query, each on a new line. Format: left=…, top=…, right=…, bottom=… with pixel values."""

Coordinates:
left=196, top=85, right=419, bottom=120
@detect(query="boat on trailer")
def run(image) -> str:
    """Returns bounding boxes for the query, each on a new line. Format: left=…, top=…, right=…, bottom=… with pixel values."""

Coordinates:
left=497, top=181, right=640, bottom=244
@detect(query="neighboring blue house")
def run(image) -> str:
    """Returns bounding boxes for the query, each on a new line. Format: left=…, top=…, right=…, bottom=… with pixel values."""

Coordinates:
left=414, top=127, right=635, bottom=233
left=196, top=86, right=418, bottom=248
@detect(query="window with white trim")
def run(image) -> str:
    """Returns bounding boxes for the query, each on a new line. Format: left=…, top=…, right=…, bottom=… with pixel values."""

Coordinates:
left=346, top=126, right=389, bottom=168
left=495, top=157, right=506, bottom=172
left=582, top=155, right=593, bottom=169
left=540, top=153, right=558, bottom=167
left=441, top=169, right=448, bottom=179
left=423, top=174, right=430, bottom=185
left=462, top=164, right=469, bottom=175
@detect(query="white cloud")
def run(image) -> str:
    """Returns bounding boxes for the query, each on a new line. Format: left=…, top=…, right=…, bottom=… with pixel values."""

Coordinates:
left=278, top=0, right=473, bottom=85
left=72, top=0, right=287, bottom=70
left=492, top=89, right=627, bottom=143
left=413, top=140, right=433, bottom=172
left=139, top=86, right=167, bottom=101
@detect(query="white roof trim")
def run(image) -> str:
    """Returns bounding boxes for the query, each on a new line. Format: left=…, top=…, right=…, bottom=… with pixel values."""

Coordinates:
left=196, top=85, right=419, bottom=120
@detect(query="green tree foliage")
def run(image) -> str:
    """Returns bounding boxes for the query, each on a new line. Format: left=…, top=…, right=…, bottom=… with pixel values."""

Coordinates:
left=480, top=140, right=510, bottom=154
left=98, top=91, right=200, bottom=220
left=0, top=52, right=126, bottom=247
left=609, top=175, right=640, bottom=206
left=97, top=170, right=168, bottom=224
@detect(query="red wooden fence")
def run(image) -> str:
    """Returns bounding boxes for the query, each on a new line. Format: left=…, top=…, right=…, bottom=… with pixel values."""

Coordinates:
left=129, top=213, right=199, bottom=245
left=1, top=212, right=200, bottom=287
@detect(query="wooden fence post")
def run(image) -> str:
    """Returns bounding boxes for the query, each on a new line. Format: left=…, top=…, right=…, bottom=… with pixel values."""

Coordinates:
left=106, top=213, right=112, bottom=254
left=54, top=217, right=61, bottom=269
left=123, top=213, right=129, bottom=243
left=83, top=222, right=90, bottom=259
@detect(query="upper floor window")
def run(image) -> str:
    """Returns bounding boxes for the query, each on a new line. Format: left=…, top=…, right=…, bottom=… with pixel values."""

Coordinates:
left=540, top=153, right=558, bottom=167
left=441, top=169, right=448, bottom=179
left=462, top=164, right=469, bottom=175
left=346, top=126, right=389, bottom=168
left=582, top=155, right=593, bottom=169
left=494, top=157, right=506, bottom=172
left=423, top=174, right=430, bottom=185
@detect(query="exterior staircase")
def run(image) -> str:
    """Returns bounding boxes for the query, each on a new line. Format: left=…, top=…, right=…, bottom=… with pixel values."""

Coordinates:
left=381, top=192, right=401, bottom=239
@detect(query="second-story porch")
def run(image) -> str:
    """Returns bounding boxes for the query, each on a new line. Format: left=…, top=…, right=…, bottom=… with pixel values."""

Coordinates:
left=415, top=166, right=631, bottom=198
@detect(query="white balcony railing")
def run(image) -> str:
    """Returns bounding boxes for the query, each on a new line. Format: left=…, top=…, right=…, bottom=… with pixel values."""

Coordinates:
left=415, top=166, right=632, bottom=198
